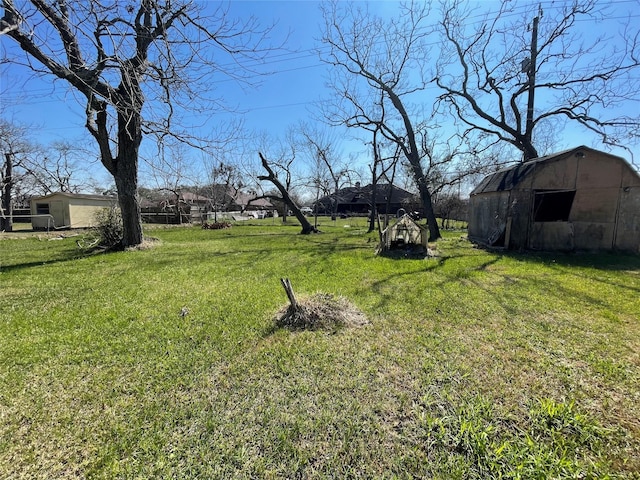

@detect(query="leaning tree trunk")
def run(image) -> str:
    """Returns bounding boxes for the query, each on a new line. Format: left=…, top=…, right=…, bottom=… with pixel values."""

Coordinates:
left=258, top=152, right=318, bottom=234
left=384, top=87, right=441, bottom=241
left=410, top=162, right=440, bottom=241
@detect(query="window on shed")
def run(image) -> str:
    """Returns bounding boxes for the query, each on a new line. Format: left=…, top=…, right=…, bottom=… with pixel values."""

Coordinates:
left=533, top=190, right=575, bottom=222
left=36, top=203, right=50, bottom=215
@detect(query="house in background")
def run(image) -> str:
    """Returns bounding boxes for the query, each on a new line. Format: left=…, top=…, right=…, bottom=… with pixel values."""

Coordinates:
left=313, top=183, right=418, bottom=216
left=234, top=191, right=274, bottom=213
left=468, top=146, right=640, bottom=253
left=30, top=192, right=117, bottom=230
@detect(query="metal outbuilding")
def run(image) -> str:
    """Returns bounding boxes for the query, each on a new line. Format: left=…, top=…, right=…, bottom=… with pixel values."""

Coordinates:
left=468, top=146, right=640, bottom=253
left=30, top=192, right=117, bottom=230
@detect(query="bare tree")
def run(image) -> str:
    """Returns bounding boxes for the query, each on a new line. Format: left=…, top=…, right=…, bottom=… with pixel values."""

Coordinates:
left=145, top=141, right=196, bottom=224
left=247, top=128, right=314, bottom=223
left=271, top=147, right=296, bottom=224
left=300, top=125, right=352, bottom=221
left=367, top=125, right=403, bottom=233
left=257, top=152, right=317, bottom=234
left=1, top=1, right=276, bottom=247
left=434, top=194, right=467, bottom=230
left=305, top=148, right=332, bottom=229
left=319, top=0, right=441, bottom=240
left=257, top=129, right=301, bottom=223
left=435, top=0, right=640, bottom=162
left=0, top=119, right=33, bottom=231
left=21, top=140, right=98, bottom=194
left=207, top=161, right=242, bottom=222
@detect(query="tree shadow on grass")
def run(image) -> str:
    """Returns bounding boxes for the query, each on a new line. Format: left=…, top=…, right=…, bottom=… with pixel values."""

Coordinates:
left=0, top=246, right=91, bottom=274
left=480, top=242, right=639, bottom=271
left=477, top=246, right=640, bottom=271
left=487, top=249, right=640, bottom=297
left=434, top=248, right=640, bottom=317
left=365, top=242, right=639, bottom=315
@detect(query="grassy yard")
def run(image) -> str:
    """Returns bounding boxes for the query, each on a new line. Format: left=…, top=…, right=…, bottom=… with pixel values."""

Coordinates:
left=1, top=219, right=639, bottom=479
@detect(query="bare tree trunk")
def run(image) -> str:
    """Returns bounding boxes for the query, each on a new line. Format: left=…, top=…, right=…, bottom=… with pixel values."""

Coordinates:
left=113, top=159, right=143, bottom=247
left=368, top=176, right=377, bottom=233
left=368, top=131, right=383, bottom=233
left=109, top=108, right=143, bottom=248
left=258, top=152, right=318, bottom=234
left=368, top=155, right=378, bottom=233
left=1, top=153, right=14, bottom=232
left=411, top=164, right=440, bottom=241
left=332, top=179, right=339, bottom=221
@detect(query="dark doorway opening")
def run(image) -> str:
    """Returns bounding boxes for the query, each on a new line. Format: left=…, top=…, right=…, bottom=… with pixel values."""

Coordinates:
left=533, top=190, right=576, bottom=222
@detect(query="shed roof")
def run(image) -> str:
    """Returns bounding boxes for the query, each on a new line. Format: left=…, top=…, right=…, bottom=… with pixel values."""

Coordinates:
left=470, top=146, right=630, bottom=195
left=31, top=192, right=117, bottom=202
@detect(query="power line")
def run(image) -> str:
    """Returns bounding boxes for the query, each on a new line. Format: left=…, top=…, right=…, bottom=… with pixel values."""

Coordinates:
left=2, top=0, right=638, bottom=127
left=2, top=1, right=638, bottom=93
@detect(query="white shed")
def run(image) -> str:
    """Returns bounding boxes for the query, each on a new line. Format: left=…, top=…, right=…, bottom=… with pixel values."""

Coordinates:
left=30, top=192, right=117, bottom=230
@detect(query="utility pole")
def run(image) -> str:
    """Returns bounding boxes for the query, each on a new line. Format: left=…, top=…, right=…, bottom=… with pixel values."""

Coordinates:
left=524, top=11, right=540, bottom=161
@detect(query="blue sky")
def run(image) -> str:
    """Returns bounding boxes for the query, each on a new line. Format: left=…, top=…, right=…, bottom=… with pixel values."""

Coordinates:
left=1, top=0, right=639, bottom=192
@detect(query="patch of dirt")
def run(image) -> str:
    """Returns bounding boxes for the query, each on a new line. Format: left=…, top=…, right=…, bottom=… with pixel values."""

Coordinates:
left=274, top=293, right=369, bottom=331
left=125, top=237, right=161, bottom=251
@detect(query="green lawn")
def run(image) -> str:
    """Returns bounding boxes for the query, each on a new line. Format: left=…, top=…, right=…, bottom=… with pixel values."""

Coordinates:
left=1, top=219, right=639, bottom=478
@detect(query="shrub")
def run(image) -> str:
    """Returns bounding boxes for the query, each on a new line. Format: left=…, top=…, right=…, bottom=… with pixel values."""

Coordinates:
left=76, top=206, right=124, bottom=251
left=95, top=206, right=124, bottom=247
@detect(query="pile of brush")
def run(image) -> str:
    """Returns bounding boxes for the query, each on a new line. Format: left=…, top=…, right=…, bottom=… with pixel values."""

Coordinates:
left=275, top=278, right=368, bottom=331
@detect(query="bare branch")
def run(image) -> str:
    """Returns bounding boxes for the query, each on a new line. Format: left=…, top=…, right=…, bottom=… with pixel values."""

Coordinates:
left=2, top=0, right=283, bottom=246
left=319, top=0, right=441, bottom=240
left=436, top=0, right=640, bottom=161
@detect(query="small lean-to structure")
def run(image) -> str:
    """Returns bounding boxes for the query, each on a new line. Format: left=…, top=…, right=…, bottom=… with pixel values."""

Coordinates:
left=30, top=192, right=117, bottom=230
left=379, top=214, right=428, bottom=252
left=468, top=146, right=640, bottom=253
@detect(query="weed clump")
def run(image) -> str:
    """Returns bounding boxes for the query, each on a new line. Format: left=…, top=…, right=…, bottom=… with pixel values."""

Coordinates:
left=274, top=293, right=369, bottom=331
left=202, top=221, right=231, bottom=230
